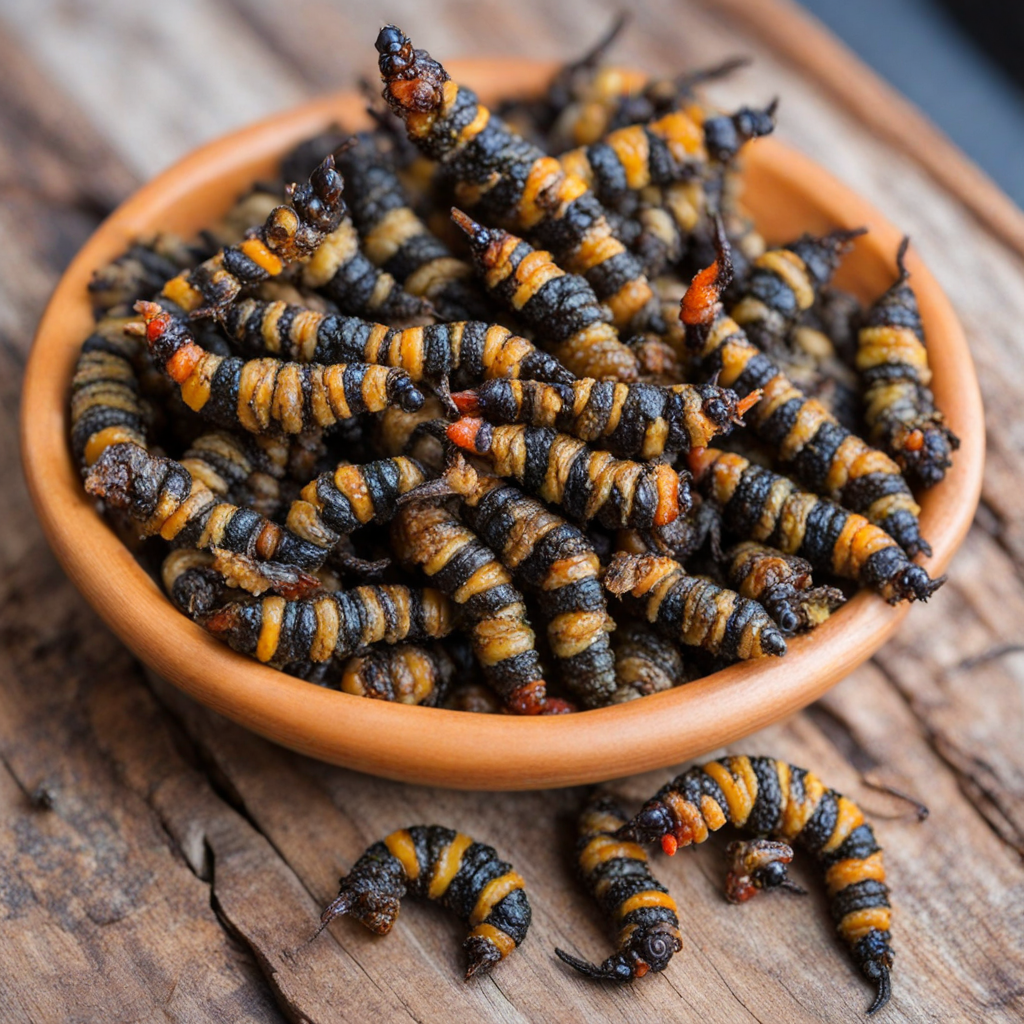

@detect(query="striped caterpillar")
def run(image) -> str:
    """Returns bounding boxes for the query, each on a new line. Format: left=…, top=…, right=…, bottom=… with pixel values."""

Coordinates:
left=856, top=238, right=958, bottom=487
left=446, top=418, right=689, bottom=529
left=691, top=447, right=943, bottom=604
left=318, top=826, right=530, bottom=979
left=617, top=755, right=897, bottom=1014
left=555, top=793, right=683, bottom=981
left=375, top=25, right=662, bottom=333
left=682, top=222, right=930, bottom=558
left=450, top=377, right=756, bottom=460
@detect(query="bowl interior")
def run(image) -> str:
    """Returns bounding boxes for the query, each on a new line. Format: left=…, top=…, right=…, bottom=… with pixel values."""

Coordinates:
left=20, top=59, right=984, bottom=790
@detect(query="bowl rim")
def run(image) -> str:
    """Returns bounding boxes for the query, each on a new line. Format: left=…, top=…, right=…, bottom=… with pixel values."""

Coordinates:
left=20, top=58, right=984, bottom=790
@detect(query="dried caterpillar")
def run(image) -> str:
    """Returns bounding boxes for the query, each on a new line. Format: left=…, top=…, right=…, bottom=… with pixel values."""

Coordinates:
left=181, top=431, right=292, bottom=518
left=450, top=376, right=755, bottom=460
left=318, top=826, right=530, bottom=979
left=604, top=552, right=787, bottom=659
left=618, top=755, right=896, bottom=1014
left=339, top=643, right=455, bottom=705
left=218, top=295, right=574, bottom=395
left=451, top=209, right=641, bottom=382
left=376, top=25, right=662, bottom=332
left=446, top=418, right=689, bottom=530
left=137, top=301, right=425, bottom=435
left=423, top=455, right=618, bottom=708
left=724, top=541, right=846, bottom=634
left=681, top=225, right=930, bottom=558
left=555, top=793, right=682, bottom=981
left=390, top=501, right=564, bottom=715
left=610, top=622, right=687, bottom=703
left=856, top=238, right=958, bottom=487
left=691, top=447, right=943, bottom=604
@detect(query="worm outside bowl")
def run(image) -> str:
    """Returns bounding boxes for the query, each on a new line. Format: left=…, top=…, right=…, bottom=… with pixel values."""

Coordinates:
left=20, top=60, right=984, bottom=790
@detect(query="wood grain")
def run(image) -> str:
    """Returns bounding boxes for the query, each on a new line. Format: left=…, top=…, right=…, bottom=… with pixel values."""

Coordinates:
left=3, top=1, right=1024, bottom=1021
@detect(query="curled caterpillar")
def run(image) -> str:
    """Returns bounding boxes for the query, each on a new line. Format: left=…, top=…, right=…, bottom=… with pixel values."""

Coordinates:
left=218, top=296, right=574, bottom=396
left=390, top=501, right=563, bottom=715
left=610, top=621, right=687, bottom=703
left=319, top=826, right=530, bottom=979
left=284, top=456, right=426, bottom=554
left=375, top=25, right=662, bottom=332
left=617, top=755, right=896, bottom=1014
left=691, top=447, right=943, bottom=604
left=856, top=238, right=959, bottom=487
left=335, top=133, right=491, bottom=322
left=339, top=643, right=455, bottom=705
left=682, top=223, right=929, bottom=558
left=421, top=454, right=618, bottom=708
left=160, top=155, right=347, bottom=318
left=201, top=583, right=453, bottom=664
left=555, top=792, right=682, bottom=981
left=451, top=209, right=641, bottom=382
left=604, top=552, right=787, bottom=659
left=729, top=229, right=865, bottom=355
left=724, top=838, right=804, bottom=904
left=450, top=377, right=756, bottom=459
left=446, top=418, right=690, bottom=529
left=136, top=301, right=424, bottom=434
left=724, top=541, right=846, bottom=634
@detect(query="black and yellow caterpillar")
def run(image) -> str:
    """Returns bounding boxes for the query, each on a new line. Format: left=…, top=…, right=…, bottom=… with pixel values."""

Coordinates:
left=856, top=238, right=958, bottom=487
left=617, top=755, right=896, bottom=1014
left=201, top=583, right=454, bottom=665
left=609, top=622, right=687, bottom=703
left=691, top=447, right=943, bottom=604
left=335, top=132, right=492, bottom=322
left=604, top=552, right=787, bottom=659
left=375, top=25, right=662, bottom=333
left=87, top=233, right=200, bottom=312
left=391, top=501, right=567, bottom=715
left=446, top=418, right=688, bottom=529
left=159, top=155, right=348, bottom=318
left=681, top=226, right=930, bottom=558
left=137, top=301, right=424, bottom=434
left=724, top=541, right=846, bottom=634
left=426, top=455, right=618, bottom=708
left=451, top=209, right=641, bottom=382
left=450, top=376, right=755, bottom=459
left=218, top=296, right=574, bottom=395
left=555, top=793, right=683, bottom=982
left=338, top=643, right=455, bottom=705
left=318, top=825, right=530, bottom=980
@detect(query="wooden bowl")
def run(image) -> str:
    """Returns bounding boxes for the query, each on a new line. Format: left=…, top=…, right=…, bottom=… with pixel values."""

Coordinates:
left=21, top=59, right=984, bottom=790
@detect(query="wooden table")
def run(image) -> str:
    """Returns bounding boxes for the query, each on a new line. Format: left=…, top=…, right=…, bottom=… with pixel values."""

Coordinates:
left=3, top=1, right=1023, bottom=1021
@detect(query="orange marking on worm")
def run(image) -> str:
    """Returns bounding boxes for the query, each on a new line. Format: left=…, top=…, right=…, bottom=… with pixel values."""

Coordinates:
left=447, top=417, right=487, bottom=452
left=661, top=834, right=678, bottom=856
left=680, top=260, right=723, bottom=326
left=450, top=391, right=481, bottom=415
left=735, top=390, right=763, bottom=419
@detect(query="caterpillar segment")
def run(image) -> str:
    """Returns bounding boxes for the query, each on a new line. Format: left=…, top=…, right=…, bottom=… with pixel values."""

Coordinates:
left=616, top=755, right=896, bottom=1014
left=390, top=501, right=567, bottom=715
left=609, top=621, right=687, bottom=703
left=446, top=418, right=690, bottom=530
left=339, top=643, right=455, bottom=705
left=285, top=456, right=426, bottom=554
left=426, top=455, right=618, bottom=708
left=158, top=155, right=348, bottom=318
left=449, top=376, right=755, bottom=459
left=681, top=224, right=930, bottom=558
left=88, top=234, right=200, bottom=313
left=135, top=301, right=424, bottom=434
left=555, top=793, right=683, bottom=981
left=724, top=839, right=805, bottom=904
left=691, top=447, right=943, bottom=604
left=161, top=549, right=225, bottom=619
left=616, top=497, right=722, bottom=565
left=856, top=238, right=958, bottom=487
left=724, top=541, right=846, bottom=634
left=450, top=209, right=641, bottom=382
left=200, top=584, right=454, bottom=665
left=318, top=826, right=531, bottom=979
left=218, top=296, right=574, bottom=398
left=729, top=228, right=866, bottom=355
left=629, top=333, right=682, bottom=384
left=375, top=25, right=663, bottom=333
left=604, top=553, right=787, bottom=659
left=83, top=443, right=333, bottom=579
left=335, top=133, right=492, bottom=322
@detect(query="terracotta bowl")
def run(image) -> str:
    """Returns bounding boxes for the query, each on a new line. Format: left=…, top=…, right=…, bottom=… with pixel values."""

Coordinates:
left=21, top=59, right=984, bottom=790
